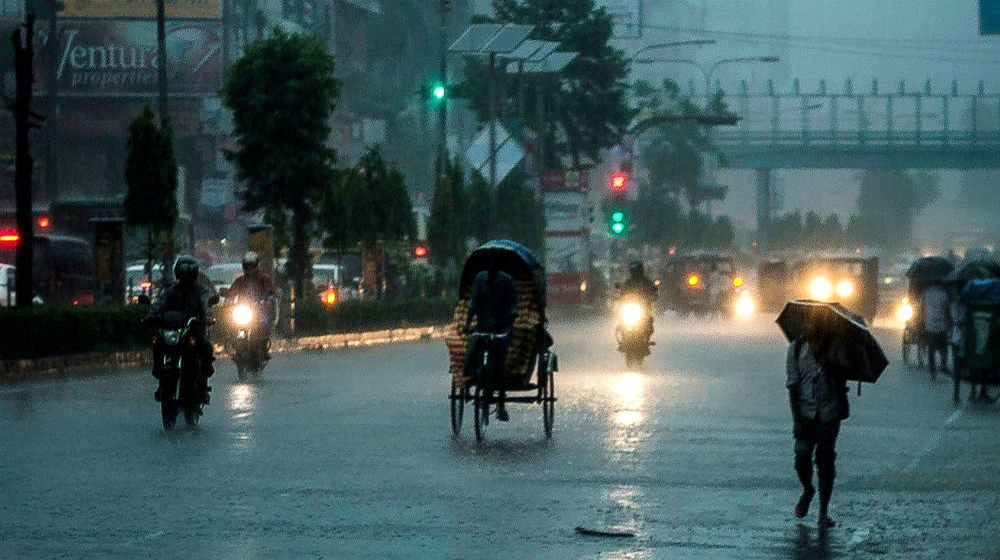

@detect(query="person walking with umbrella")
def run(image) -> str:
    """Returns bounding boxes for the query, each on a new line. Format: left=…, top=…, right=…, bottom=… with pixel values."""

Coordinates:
left=786, top=320, right=846, bottom=528
left=778, top=300, right=889, bottom=529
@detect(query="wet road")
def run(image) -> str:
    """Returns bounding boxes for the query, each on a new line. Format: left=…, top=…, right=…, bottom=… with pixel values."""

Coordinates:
left=2, top=312, right=999, bottom=559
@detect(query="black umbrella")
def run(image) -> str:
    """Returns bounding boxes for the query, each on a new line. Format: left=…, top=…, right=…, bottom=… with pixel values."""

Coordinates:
left=906, top=256, right=955, bottom=282
left=953, top=260, right=1000, bottom=284
left=776, top=299, right=889, bottom=383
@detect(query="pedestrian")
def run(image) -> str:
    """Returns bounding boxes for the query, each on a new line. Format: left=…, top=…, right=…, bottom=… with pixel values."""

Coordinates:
left=922, top=283, right=950, bottom=378
left=786, top=321, right=849, bottom=528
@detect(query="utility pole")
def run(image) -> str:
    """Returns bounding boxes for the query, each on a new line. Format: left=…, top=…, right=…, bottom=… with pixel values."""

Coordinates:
left=45, top=1, right=60, bottom=202
left=222, top=0, right=232, bottom=73
left=156, top=0, right=168, bottom=125
left=11, top=14, right=43, bottom=308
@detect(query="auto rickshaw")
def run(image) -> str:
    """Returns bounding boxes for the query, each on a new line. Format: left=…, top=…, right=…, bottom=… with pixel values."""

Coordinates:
left=953, top=277, right=1000, bottom=403
left=445, top=240, right=557, bottom=442
left=790, top=255, right=879, bottom=323
left=661, top=251, right=748, bottom=316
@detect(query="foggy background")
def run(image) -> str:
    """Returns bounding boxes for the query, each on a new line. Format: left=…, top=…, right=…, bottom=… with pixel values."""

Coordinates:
left=476, top=0, right=1000, bottom=248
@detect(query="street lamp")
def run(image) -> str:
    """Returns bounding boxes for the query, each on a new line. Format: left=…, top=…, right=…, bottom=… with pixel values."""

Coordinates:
left=630, top=40, right=715, bottom=59
left=634, top=55, right=780, bottom=101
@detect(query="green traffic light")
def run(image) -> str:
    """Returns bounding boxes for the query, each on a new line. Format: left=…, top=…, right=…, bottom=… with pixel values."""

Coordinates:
left=611, top=222, right=626, bottom=235
left=433, top=85, right=446, bottom=100
left=611, top=211, right=624, bottom=222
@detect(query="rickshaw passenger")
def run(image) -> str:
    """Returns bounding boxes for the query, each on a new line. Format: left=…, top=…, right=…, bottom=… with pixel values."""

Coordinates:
left=463, top=256, right=519, bottom=421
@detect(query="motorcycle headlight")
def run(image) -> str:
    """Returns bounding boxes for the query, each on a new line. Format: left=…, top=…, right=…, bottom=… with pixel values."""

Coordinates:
left=163, top=330, right=181, bottom=346
left=897, top=302, right=914, bottom=322
left=809, top=277, right=832, bottom=301
left=620, top=303, right=644, bottom=326
left=736, top=291, right=755, bottom=316
left=232, top=304, right=254, bottom=326
left=836, top=279, right=854, bottom=298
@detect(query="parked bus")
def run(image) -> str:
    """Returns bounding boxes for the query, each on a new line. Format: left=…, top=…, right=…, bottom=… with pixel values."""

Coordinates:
left=0, top=232, right=95, bottom=305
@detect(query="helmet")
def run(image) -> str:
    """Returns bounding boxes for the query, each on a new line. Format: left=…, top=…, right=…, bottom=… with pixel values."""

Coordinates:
left=173, top=255, right=199, bottom=286
left=242, top=251, right=260, bottom=275
left=628, top=259, right=644, bottom=277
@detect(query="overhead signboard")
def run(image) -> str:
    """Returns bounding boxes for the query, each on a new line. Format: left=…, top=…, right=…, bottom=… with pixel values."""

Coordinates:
left=56, top=0, right=220, bottom=19
left=42, top=20, right=221, bottom=96
left=982, top=0, right=1000, bottom=34
left=463, top=122, right=524, bottom=186
left=597, top=0, right=643, bottom=39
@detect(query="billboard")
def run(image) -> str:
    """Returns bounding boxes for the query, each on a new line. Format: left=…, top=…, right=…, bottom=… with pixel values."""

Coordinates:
left=544, top=191, right=586, bottom=233
left=43, top=20, right=221, bottom=96
left=57, top=0, right=220, bottom=19
left=982, top=0, right=1000, bottom=34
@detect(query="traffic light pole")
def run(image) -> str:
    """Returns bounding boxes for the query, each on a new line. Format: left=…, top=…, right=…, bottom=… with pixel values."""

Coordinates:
left=438, top=0, right=448, bottom=163
left=156, top=0, right=168, bottom=125
left=488, top=52, right=497, bottom=188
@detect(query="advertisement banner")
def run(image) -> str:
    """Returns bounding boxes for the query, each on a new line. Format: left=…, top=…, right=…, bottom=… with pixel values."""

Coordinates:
left=58, top=0, right=220, bottom=19
left=542, top=168, right=590, bottom=191
left=544, top=234, right=586, bottom=274
left=44, top=20, right=221, bottom=96
left=544, top=190, right=586, bottom=234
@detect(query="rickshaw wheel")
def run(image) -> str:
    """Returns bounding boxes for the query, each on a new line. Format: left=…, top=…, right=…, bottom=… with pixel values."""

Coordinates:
left=474, top=385, right=489, bottom=443
left=450, top=380, right=465, bottom=435
left=542, top=366, right=555, bottom=438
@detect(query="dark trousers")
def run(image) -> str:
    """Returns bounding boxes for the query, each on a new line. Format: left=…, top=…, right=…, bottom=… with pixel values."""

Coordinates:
left=464, top=335, right=510, bottom=406
left=925, top=331, right=947, bottom=375
left=795, top=419, right=840, bottom=507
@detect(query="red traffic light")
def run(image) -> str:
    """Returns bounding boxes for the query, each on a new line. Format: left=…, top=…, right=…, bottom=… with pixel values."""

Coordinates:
left=37, top=217, right=50, bottom=229
left=610, top=172, right=627, bottom=191
left=413, top=245, right=428, bottom=258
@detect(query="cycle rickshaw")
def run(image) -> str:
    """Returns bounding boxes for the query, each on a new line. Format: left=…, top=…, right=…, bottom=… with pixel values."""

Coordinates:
left=901, top=256, right=954, bottom=372
left=952, top=263, right=1000, bottom=403
left=445, top=240, right=557, bottom=442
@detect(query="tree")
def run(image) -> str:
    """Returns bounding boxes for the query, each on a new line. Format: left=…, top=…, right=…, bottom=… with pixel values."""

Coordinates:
left=847, top=170, right=940, bottom=253
left=319, top=147, right=416, bottom=298
left=222, top=28, right=341, bottom=312
left=124, top=105, right=178, bottom=280
left=463, top=0, right=633, bottom=166
left=427, top=152, right=468, bottom=267
left=492, top=169, right=545, bottom=255
left=467, top=171, right=494, bottom=244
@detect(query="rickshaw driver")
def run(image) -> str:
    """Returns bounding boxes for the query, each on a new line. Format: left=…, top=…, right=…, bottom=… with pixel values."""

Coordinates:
left=463, top=255, right=519, bottom=421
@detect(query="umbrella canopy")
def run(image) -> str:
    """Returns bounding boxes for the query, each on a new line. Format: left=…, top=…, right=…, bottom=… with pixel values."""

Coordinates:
left=906, top=256, right=955, bottom=282
left=776, top=300, right=889, bottom=383
left=953, top=260, right=1000, bottom=284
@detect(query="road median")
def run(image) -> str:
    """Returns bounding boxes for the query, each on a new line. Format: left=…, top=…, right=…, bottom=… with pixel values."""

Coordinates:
left=0, top=324, right=448, bottom=382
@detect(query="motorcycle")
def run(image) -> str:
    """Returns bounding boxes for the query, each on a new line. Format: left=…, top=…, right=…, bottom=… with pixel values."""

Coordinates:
left=227, top=298, right=272, bottom=380
left=153, top=310, right=209, bottom=430
left=616, top=296, right=654, bottom=369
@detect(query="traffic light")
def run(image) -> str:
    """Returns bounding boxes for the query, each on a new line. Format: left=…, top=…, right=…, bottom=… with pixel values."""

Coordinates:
left=413, top=244, right=428, bottom=258
left=608, top=209, right=628, bottom=236
left=432, top=83, right=446, bottom=101
left=609, top=171, right=628, bottom=193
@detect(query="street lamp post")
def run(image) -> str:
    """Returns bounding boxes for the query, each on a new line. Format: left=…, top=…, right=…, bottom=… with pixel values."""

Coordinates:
left=630, top=39, right=715, bottom=60
left=634, top=55, right=779, bottom=103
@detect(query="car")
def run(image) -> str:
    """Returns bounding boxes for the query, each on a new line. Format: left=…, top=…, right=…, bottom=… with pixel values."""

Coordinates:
left=125, top=263, right=166, bottom=303
left=205, top=263, right=243, bottom=297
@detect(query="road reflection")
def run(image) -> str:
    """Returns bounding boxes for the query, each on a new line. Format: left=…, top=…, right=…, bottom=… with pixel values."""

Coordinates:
left=609, top=372, right=651, bottom=455
left=228, top=383, right=256, bottom=453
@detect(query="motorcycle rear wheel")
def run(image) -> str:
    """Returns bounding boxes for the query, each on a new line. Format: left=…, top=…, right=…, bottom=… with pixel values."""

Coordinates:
left=161, top=399, right=177, bottom=430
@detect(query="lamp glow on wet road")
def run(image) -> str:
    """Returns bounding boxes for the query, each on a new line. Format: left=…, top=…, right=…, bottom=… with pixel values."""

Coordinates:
left=229, top=383, right=255, bottom=411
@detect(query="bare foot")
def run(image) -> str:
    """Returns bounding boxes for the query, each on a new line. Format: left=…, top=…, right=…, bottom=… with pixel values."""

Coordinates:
left=794, top=487, right=815, bottom=518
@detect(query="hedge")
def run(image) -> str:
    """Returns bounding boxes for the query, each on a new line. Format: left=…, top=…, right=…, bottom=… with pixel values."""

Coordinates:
left=293, top=297, right=455, bottom=336
left=0, top=305, right=149, bottom=360
left=0, top=298, right=455, bottom=360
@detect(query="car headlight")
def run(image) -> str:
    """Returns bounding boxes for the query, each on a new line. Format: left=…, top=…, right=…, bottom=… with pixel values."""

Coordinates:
left=620, top=303, right=644, bottom=326
left=836, top=279, right=854, bottom=298
left=687, top=274, right=700, bottom=287
left=736, top=291, right=755, bottom=316
left=809, top=277, right=832, bottom=301
left=897, top=302, right=914, bottom=322
left=232, top=304, right=254, bottom=325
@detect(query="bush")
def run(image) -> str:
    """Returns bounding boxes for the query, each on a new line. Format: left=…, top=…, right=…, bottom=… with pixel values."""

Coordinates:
left=0, top=297, right=456, bottom=360
left=293, top=297, right=455, bottom=337
left=0, top=306, right=149, bottom=360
